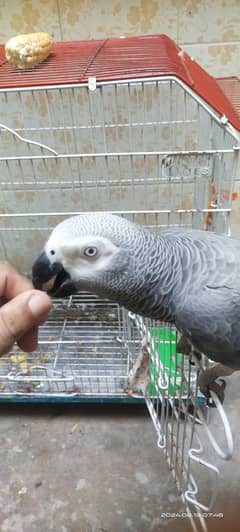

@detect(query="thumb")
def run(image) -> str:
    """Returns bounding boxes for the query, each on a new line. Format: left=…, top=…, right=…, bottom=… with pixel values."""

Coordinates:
left=0, top=290, right=52, bottom=355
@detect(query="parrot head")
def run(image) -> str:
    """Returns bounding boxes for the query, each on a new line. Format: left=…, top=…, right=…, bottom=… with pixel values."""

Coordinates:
left=32, top=213, right=141, bottom=299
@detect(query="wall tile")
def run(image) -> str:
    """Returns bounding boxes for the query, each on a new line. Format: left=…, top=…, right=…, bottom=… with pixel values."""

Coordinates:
left=0, top=0, right=61, bottom=42
left=178, top=0, right=240, bottom=45
left=57, top=0, right=178, bottom=41
left=184, top=42, right=240, bottom=77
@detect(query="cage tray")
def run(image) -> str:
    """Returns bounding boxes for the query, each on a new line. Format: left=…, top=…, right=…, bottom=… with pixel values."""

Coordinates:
left=0, top=294, right=143, bottom=402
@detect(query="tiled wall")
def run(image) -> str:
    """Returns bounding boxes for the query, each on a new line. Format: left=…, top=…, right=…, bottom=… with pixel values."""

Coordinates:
left=0, top=0, right=239, bottom=77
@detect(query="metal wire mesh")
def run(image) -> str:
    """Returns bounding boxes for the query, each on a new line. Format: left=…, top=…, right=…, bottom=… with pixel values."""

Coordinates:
left=0, top=293, right=137, bottom=397
left=0, top=80, right=238, bottom=274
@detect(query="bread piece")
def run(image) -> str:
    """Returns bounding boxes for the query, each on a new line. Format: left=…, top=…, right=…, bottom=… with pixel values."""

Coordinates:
left=5, top=32, right=53, bottom=69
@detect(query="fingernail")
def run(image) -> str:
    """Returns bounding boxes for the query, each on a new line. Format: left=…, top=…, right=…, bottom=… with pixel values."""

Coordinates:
left=28, top=294, right=50, bottom=317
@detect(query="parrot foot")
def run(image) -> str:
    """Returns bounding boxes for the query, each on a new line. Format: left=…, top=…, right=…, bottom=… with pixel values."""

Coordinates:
left=125, top=337, right=151, bottom=396
left=198, top=363, right=234, bottom=406
left=177, top=335, right=234, bottom=406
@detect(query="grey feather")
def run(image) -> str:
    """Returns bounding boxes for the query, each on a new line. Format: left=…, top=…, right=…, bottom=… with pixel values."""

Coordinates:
left=34, top=213, right=240, bottom=370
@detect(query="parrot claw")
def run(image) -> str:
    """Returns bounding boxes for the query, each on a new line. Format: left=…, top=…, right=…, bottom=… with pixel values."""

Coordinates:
left=198, top=372, right=227, bottom=407
left=176, top=337, right=234, bottom=407
left=198, top=362, right=234, bottom=406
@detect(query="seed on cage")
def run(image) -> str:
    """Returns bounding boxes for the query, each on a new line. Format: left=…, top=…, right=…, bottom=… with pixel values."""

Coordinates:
left=19, top=362, right=29, bottom=374
left=10, top=353, right=28, bottom=364
left=70, top=423, right=79, bottom=434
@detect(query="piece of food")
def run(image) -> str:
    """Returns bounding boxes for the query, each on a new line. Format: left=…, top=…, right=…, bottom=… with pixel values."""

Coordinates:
left=10, top=353, right=28, bottom=364
left=5, top=32, right=53, bottom=69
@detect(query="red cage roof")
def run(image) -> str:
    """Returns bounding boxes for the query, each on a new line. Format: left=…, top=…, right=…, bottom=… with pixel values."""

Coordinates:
left=0, top=34, right=240, bottom=131
left=216, top=77, right=240, bottom=121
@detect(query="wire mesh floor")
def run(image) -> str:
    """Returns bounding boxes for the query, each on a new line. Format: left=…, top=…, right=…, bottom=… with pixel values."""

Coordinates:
left=0, top=293, right=141, bottom=399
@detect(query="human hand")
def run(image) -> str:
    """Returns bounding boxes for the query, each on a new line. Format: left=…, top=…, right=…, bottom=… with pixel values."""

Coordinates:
left=0, top=261, right=52, bottom=355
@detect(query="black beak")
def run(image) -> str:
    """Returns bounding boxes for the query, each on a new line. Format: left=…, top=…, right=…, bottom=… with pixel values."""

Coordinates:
left=32, top=251, right=77, bottom=298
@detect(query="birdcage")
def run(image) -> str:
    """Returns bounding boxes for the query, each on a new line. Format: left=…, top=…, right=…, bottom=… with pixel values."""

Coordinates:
left=0, top=35, right=239, bottom=531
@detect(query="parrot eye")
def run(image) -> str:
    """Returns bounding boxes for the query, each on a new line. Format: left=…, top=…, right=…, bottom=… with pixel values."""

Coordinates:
left=84, top=247, right=97, bottom=258
left=50, top=250, right=55, bottom=255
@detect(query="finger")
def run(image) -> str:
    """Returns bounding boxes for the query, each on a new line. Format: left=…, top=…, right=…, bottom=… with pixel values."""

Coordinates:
left=17, top=326, right=38, bottom=352
left=0, top=290, right=52, bottom=355
left=17, top=306, right=51, bottom=352
left=0, top=261, right=33, bottom=300
left=17, top=307, right=51, bottom=352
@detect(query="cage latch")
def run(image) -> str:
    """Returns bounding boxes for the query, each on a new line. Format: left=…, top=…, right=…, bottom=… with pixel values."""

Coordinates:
left=88, top=77, right=97, bottom=91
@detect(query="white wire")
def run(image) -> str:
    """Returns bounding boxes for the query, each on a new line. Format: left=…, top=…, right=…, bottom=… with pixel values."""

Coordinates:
left=0, top=122, right=58, bottom=155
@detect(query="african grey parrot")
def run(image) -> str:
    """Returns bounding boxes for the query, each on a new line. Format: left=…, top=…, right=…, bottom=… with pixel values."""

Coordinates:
left=32, top=213, right=239, bottom=398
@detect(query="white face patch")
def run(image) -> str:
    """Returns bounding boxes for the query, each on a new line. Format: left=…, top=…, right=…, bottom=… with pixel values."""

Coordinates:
left=45, top=234, right=121, bottom=282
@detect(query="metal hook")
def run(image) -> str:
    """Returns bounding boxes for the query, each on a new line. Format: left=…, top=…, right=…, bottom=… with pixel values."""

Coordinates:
left=185, top=436, right=220, bottom=511
left=157, top=434, right=166, bottom=449
left=128, top=311, right=136, bottom=320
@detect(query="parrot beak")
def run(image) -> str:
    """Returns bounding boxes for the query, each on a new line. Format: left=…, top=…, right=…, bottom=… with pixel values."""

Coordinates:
left=32, top=251, right=76, bottom=297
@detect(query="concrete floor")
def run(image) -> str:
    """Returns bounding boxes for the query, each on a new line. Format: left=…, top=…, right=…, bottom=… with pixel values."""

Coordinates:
left=0, top=402, right=189, bottom=532
left=0, top=374, right=240, bottom=532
